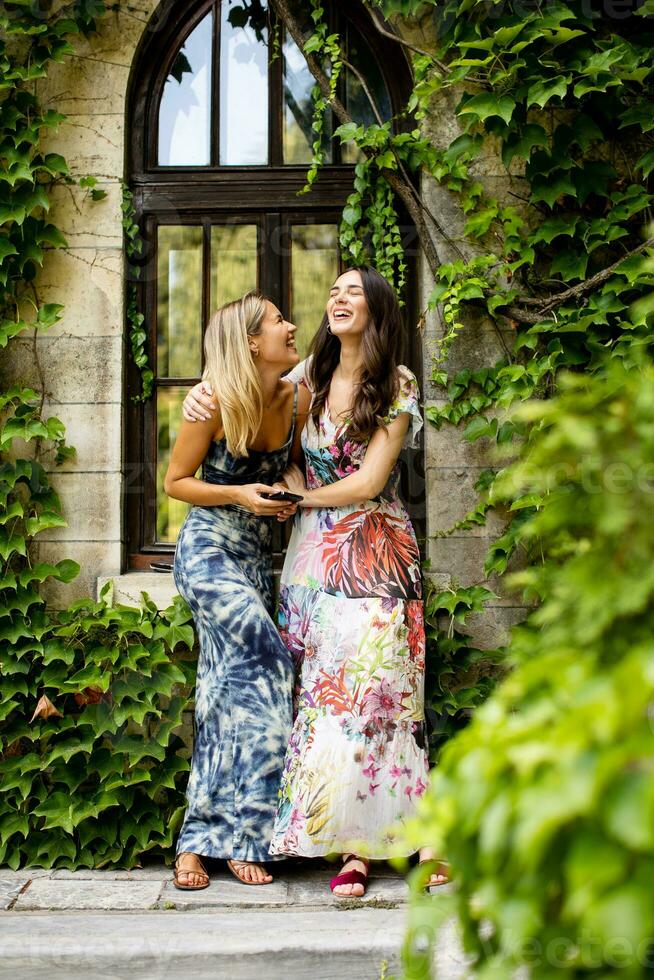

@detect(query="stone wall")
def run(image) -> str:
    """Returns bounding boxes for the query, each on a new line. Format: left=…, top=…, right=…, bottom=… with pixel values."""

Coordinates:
left=391, top=10, right=532, bottom=648
left=8, top=2, right=160, bottom=606
left=4, top=1, right=530, bottom=644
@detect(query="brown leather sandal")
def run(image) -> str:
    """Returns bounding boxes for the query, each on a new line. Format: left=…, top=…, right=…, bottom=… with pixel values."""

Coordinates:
left=226, top=859, right=273, bottom=886
left=173, top=853, right=210, bottom=891
left=418, top=858, right=450, bottom=890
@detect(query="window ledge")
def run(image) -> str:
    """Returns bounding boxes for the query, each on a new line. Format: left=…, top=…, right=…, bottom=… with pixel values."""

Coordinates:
left=97, top=572, right=178, bottom=610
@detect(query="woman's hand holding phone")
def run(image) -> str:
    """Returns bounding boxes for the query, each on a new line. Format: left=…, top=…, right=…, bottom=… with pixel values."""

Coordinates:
left=236, top=484, right=293, bottom=517
left=271, top=482, right=301, bottom=522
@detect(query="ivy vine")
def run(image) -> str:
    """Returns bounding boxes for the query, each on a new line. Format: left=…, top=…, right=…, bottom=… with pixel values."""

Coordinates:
left=0, top=2, right=195, bottom=869
left=122, top=184, right=153, bottom=403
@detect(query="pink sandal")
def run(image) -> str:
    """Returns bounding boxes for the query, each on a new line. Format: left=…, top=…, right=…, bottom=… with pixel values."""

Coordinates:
left=330, top=854, right=370, bottom=897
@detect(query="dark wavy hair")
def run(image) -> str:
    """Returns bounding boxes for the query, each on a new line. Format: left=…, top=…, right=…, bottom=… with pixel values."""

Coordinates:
left=307, top=265, right=404, bottom=441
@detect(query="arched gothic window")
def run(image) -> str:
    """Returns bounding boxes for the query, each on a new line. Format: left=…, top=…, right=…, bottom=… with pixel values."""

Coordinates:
left=125, top=0, right=415, bottom=569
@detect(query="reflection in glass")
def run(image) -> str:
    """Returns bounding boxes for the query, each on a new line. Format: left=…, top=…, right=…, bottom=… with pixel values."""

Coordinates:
left=283, top=33, right=332, bottom=165
left=158, top=12, right=212, bottom=166
left=157, top=387, right=190, bottom=542
left=219, top=0, right=268, bottom=164
left=157, top=226, right=203, bottom=378
left=342, top=27, right=392, bottom=165
left=210, top=225, right=258, bottom=310
left=291, top=225, right=339, bottom=357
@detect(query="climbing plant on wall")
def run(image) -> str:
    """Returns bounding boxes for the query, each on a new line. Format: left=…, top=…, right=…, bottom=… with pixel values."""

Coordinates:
left=0, top=1, right=194, bottom=870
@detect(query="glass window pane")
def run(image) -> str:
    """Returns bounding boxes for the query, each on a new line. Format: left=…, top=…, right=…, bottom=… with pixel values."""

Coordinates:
left=283, top=33, right=332, bottom=165
left=157, top=226, right=203, bottom=378
left=210, top=225, right=258, bottom=310
left=157, top=387, right=190, bottom=543
left=158, top=12, right=212, bottom=166
left=342, top=27, right=392, bottom=165
left=219, top=1, right=269, bottom=164
left=290, top=224, right=339, bottom=358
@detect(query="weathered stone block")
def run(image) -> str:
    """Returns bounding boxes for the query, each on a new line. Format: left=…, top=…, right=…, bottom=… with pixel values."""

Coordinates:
left=426, top=534, right=492, bottom=587
left=35, top=541, right=123, bottom=608
left=48, top=183, right=122, bottom=249
left=13, top=878, right=163, bottom=911
left=427, top=466, right=507, bottom=538
left=57, top=4, right=157, bottom=68
left=42, top=402, right=122, bottom=473
left=158, top=877, right=289, bottom=910
left=39, top=248, right=124, bottom=338
left=36, top=472, right=122, bottom=542
left=2, top=336, right=122, bottom=404
left=424, top=412, right=500, bottom=468
left=42, top=114, right=124, bottom=180
left=461, top=604, right=530, bottom=650
left=97, top=572, right=179, bottom=609
left=40, top=57, right=131, bottom=116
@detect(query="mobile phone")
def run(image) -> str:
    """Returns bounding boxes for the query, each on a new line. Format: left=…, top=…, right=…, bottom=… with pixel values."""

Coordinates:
left=260, top=490, right=303, bottom=502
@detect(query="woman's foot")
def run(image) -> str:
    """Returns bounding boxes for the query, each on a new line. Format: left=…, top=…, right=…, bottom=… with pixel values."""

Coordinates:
left=173, top=852, right=210, bottom=890
left=226, top=860, right=273, bottom=885
left=330, top=854, right=370, bottom=898
left=418, top=847, right=450, bottom=888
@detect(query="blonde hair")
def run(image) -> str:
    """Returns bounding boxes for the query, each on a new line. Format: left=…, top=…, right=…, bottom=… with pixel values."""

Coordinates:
left=203, top=290, right=267, bottom=457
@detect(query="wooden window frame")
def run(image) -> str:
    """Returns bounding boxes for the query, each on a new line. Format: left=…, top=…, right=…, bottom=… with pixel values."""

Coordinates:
left=124, top=0, right=421, bottom=570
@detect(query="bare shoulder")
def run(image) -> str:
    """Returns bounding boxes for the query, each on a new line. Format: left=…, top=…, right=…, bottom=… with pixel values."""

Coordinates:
left=297, top=383, right=312, bottom=414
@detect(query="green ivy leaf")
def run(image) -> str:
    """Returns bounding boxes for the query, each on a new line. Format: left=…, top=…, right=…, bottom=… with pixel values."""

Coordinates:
left=527, top=75, right=570, bottom=108
left=458, top=93, right=516, bottom=125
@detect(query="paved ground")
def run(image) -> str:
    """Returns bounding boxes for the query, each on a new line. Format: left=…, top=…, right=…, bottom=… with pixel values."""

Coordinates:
left=0, top=862, right=471, bottom=979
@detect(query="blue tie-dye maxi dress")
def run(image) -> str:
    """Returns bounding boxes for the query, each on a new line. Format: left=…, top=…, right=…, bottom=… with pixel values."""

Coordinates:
left=173, top=386, right=298, bottom=863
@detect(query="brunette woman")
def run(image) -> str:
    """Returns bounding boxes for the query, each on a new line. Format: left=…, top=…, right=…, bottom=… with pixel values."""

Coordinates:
left=164, top=290, right=310, bottom=890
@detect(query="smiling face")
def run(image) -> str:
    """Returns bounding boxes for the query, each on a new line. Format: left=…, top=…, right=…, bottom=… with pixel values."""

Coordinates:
left=249, top=299, right=299, bottom=368
left=326, top=270, right=372, bottom=338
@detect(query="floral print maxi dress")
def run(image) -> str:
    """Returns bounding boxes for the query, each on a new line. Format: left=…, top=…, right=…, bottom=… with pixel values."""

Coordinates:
left=269, top=363, right=428, bottom=859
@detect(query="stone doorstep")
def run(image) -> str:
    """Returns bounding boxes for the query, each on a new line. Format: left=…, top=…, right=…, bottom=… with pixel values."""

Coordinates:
left=6, top=869, right=413, bottom=913
left=0, top=909, right=472, bottom=980
left=0, top=909, right=414, bottom=980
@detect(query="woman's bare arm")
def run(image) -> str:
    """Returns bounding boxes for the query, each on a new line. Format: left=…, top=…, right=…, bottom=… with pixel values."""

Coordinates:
left=164, top=415, right=289, bottom=516
left=283, top=413, right=410, bottom=508
left=289, top=384, right=312, bottom=467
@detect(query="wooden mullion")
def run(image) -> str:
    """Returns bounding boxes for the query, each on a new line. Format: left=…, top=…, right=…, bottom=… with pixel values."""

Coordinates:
left=269, top=8, right=283, bottom=166
left=156, top=377, right=203, bottom=386
left=213, top=0, right=221, bottom=165
left=202, top=218, right=211, bottom=370
left=140, top=213, right=159, bottom=554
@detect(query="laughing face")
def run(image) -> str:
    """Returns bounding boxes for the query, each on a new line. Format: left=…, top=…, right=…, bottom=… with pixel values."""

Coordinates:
left=326, top=270, right=371, bottom=338
left=250, top=300, right=299, bottom=369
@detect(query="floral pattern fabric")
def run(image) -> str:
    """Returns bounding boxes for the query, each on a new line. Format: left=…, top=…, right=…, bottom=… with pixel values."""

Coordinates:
left=269, top=362, right=429, bottom=859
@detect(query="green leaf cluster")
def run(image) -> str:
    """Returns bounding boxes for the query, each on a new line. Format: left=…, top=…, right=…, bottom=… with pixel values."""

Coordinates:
left=423, top=581, right=505, bottom=760
left=298, top=0, right=343, bottom=196
left=404, top=351, right=654, bottom=977
left=1, top=589, right=195, bottom=869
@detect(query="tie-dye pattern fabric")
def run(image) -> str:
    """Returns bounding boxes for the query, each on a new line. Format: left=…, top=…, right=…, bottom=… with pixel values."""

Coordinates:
left=173, top=388, right=297, bottom=863
left=269, top=364, right=429, bottom=859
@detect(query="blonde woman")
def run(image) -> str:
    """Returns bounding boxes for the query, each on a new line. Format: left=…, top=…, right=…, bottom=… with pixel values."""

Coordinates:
left=164, top=291, right=310, bottom=890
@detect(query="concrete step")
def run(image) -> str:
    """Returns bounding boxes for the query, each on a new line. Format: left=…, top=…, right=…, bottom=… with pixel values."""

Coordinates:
left=0, top=908, right=405, bottom=979
left=0, top=865, right=472, bottom=979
